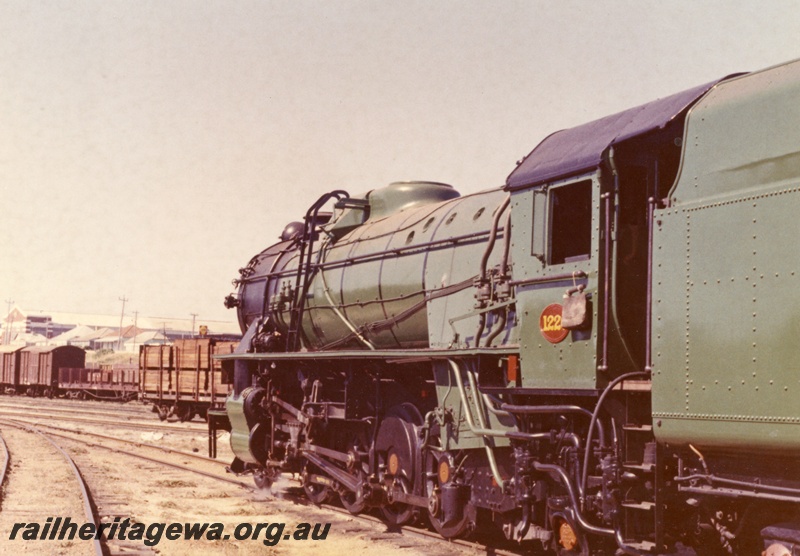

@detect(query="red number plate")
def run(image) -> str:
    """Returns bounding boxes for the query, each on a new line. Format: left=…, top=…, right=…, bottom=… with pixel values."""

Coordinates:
left=539, top=304, right=569, bottom=343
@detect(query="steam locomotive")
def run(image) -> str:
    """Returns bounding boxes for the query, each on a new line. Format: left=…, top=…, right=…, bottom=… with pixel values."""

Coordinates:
left=213, top=59, right=800, bottom=555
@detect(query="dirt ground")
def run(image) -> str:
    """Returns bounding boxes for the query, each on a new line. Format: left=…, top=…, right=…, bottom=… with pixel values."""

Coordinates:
left=0, top=398, right=480, bottom=556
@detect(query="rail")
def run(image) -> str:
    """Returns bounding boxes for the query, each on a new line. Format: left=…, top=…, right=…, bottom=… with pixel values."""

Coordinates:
left=15, top=419, right=225, bottom=466
left=0, top=431, right=8, bottom=501
left=0, top=419, right=104, bottom=556
left=2, top=418, right=249, bottom=490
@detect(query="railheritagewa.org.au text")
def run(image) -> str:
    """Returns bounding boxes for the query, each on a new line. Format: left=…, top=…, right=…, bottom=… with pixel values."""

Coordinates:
left=9, top=517, right=331, bottom=547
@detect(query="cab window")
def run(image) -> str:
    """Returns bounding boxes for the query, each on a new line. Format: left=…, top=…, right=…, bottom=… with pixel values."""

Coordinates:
left=549, top=180, right=592, bottom=265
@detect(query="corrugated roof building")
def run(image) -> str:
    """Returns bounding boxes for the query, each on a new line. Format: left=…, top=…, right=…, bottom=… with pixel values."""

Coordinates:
left=1, top=307, right=239, bottom=350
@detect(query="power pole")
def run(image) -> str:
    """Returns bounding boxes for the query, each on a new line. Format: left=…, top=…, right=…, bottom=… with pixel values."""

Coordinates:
left=132, top=310, right=139, bottom=355
left=4, top=299, right=14, bottom=345
left=117, top=296, right=128, bottom=351
left=190, top=313, right=198, bottom=338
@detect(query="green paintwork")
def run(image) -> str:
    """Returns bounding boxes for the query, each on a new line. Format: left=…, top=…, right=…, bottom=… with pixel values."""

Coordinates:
left=367, top=181, right=460, bottom=221
left=432, top=360, right=513, bottom=451
left=226, top=392, right=259, bottom=464
left=423, top=190, right=510, bottom=349
left=652, top=59, right=800, bottom=453
left=278, top=185, right=514, bottom=351
left=508, top=174, right=601, bottom=389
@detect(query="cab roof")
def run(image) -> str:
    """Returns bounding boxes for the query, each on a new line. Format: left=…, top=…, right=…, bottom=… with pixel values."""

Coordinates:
left=505, top=77, right=732, bottom=190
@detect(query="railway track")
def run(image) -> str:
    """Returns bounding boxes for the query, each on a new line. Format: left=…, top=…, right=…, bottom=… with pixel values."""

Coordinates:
left=0, top=396, right=150, bottom=415
left=0, top=398, right=210, bottom=425
left=0, top=417, right=244, bottom=555
left=45, top=424, right=523, bottom=555
left=0, top=409, right=208, bottom=436
left=12, top=421, right=248, bottom=489
left=0, top=432, right=8, bottom=495
left=0, top=419, right=102, bottom=555
left=0, top=400, right=155, bottom=420
left=17, top=420, right=227, bottom=467
left=2, top=415, right=524, bottom=555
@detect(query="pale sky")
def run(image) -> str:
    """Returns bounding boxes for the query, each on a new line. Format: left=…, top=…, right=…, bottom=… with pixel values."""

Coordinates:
left=1, top=1, right=798, bottom=326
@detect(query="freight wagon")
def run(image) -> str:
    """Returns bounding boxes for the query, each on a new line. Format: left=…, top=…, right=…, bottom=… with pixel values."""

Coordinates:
left=0, top=345, right=23, bottom=394
left=139, top=338, right=236, bottom=421
left=18, top=345, right=85, bottom=397
left=0, top=345, right=136, bottom=400
left=59, top=365, right=138, bottom=401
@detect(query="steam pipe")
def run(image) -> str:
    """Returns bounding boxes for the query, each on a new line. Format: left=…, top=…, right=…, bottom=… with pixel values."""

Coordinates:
left=481, top=392, right=512, bottom=419
left=499, top=403, right=605, bottom=448
left=474, top=195, right=511, bottom=347
left=483, top=308, right=507, bottom=347
left=461, top=360, right=505, bottom=489
left=479, top=195, right=511, bottom=280
left=482, top=394, right=582, bottom=451
left=473, top=313, right=486, bottom=348
left=450, top=362, right=510, bottom=444
left=450, top=360, right=584, bottom=490
left=533, top=461, right=615, bottom=537
left=501, top=209, right=512, bottom=277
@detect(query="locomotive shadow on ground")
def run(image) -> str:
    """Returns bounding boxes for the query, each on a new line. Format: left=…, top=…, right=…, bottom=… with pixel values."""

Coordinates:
left=265, top=475, right=534, bottom=554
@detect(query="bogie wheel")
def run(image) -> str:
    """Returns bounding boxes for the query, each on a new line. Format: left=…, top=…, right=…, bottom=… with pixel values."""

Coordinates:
left=381, top=475, right=416, bottom=526
left=177, top=405, right=195, bottom=422
left=253, top=467, right=277, bottom=490
left=339, top=458, right=367, bottom=515
left=376, top=407, right=423, bottom=527
left=156, top=405, right=168, bottom=421
left=339, top=434, right=369, bottom=515
left=302, top=464, right=332, bottom=506
left=339, top=477, right=367, bottom=515
left=425, top=451, right=476, bottom=539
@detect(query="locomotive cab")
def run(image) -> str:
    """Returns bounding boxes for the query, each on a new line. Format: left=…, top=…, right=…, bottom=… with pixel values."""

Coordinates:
left=505, top=77, right=718, bottom=392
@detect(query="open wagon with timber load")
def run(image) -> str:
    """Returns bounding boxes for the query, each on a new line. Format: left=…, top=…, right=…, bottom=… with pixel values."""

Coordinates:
left=140, top=338, right=236, bottom=421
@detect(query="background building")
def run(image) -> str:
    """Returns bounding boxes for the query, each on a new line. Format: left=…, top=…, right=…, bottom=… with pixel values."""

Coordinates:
left=1, top=307, right=240, bottom=350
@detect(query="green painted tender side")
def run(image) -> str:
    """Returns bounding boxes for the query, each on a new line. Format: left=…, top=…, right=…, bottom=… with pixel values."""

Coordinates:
left=652, top=59, right=800, bottom=453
